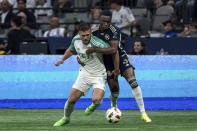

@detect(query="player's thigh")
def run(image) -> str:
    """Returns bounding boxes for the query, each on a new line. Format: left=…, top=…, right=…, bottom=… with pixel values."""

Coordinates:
left=72, top=70, right=91, bottom=96
left=67, top=88, right=83, bottom=104
left=119, top=49, right=135, bottom=79
left=122, top=67, right=136, bottom=80
left=68, top=71, right=87, bottom=103
left=122, top=67, right=135, bottom=79
left=92, top=76, right=106, bottom=101
left=92, top=88, right=105, bottom=102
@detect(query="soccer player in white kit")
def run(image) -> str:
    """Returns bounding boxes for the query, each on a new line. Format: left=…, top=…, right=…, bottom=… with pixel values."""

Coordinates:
left=53, top=23, right=110, bottom=126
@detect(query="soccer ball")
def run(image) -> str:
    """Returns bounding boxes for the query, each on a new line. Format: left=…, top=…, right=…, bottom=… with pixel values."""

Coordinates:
left=105, top=107, right=122, bottom=123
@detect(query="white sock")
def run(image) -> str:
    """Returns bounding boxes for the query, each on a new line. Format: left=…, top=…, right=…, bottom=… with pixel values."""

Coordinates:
left=64, top=101, right=74, bottom=120
left=132, top=86, right=145, bottom=115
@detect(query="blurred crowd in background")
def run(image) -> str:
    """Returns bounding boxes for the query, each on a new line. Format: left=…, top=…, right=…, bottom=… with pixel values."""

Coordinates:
left=0, top=0, right=197, bottom=55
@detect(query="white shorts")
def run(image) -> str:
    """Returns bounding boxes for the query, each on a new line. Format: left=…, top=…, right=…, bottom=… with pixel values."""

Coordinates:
left=72, top=69, right=107, bottom=96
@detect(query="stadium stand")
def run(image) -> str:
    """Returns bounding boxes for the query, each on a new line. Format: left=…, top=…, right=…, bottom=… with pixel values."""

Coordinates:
left=20, top=40, right=48, bottom=54
left=0, top=0, right=196, bottom=54
left=0, top=1, right=197, bottom=130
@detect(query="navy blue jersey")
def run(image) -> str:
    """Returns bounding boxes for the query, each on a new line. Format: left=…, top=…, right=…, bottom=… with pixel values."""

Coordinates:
left=92, top=24, right=121, bottom=44
left=92, top=24, right=134, bottom=79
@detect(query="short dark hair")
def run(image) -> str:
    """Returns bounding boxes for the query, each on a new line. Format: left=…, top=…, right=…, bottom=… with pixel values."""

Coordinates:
left=110, top=0, right=122, bottom=5
left=163, top=20, right=172, bottom=26
left=161, top=0, right=168, bottom=5
left=79, top=23, right=91, bottom=32
left=17, top=0, right=26, bottom=4
left=12, top=16, right=22, bottom=27
left=101, top=10, right=112, bottom=17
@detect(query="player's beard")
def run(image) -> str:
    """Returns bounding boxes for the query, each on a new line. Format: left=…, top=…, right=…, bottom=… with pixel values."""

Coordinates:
left=83, top=39, right=90, bottom=44
left=99, top=26, right=108, bottom=32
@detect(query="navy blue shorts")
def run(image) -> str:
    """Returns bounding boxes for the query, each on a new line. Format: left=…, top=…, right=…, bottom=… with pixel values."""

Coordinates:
left=103, top=48, right=134, bottom=80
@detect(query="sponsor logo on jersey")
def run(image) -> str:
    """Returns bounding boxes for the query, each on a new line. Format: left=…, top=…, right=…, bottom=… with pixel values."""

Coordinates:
left=105, top=34, right=110, bottom=40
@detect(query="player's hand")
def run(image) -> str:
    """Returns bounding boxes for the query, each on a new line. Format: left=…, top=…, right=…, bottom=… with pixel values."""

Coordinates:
left=55, top=59, right=64, bottom=66
left=112, top=69, right=120, bottom=80
left=86, top=47, right=95, bottom=54
left=77, top=56, right=85, bottom=66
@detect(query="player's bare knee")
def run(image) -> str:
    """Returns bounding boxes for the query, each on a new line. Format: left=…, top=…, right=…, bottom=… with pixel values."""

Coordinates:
left=123, top=68, right=135, bottom=80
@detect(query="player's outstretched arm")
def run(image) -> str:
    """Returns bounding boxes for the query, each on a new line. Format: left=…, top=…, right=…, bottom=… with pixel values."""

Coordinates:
left=86, top=40, right=118, bottom=54
left=55, top=49, right=75, bottom=66
left=109, top=41, right=120, bottom=79
left=112, top=50, right=120, bottom=80
left=119, top=21, right=136, bottom=30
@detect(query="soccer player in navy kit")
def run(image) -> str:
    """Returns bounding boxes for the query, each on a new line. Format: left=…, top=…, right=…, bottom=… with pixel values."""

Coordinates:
left=84, top=10, right=151, bottom=123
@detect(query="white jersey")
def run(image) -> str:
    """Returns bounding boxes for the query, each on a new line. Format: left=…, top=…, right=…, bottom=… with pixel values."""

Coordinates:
left=112, top=6, right=135, bottom=36
left=43, top=27, right=65, bottom=37
left=69, top=34, right=110, bottom=76
left=35, top=3, right=53, bottom=17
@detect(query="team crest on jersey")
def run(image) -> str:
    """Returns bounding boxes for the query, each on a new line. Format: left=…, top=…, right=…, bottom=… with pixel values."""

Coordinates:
left=105, top=34, right=110, bottom=40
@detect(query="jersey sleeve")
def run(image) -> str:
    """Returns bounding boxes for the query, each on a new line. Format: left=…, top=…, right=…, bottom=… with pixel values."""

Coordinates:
left=109, top=25, right=121, bottom=41
left=125, top=8, right=135, bottom=23
left=59, top=28, right=65, bottom=37
left=68, top=38, right=76, bottom=52
left=43, top=31, right=48, bottom=37
left=91, top=35, right=110, bottom=48
left=92, top=28, right=99, bottom=36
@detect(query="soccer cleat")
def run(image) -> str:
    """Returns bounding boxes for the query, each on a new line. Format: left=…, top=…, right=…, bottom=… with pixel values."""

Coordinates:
left=53, top=117, right=70, bottom=126
left=141, top=113, right=152, bottom=123
left=85, top=104, right=96, bottom=116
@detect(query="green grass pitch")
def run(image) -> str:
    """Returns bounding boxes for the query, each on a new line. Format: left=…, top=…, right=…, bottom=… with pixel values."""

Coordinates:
left=0, top=109, right=197, bottom=131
